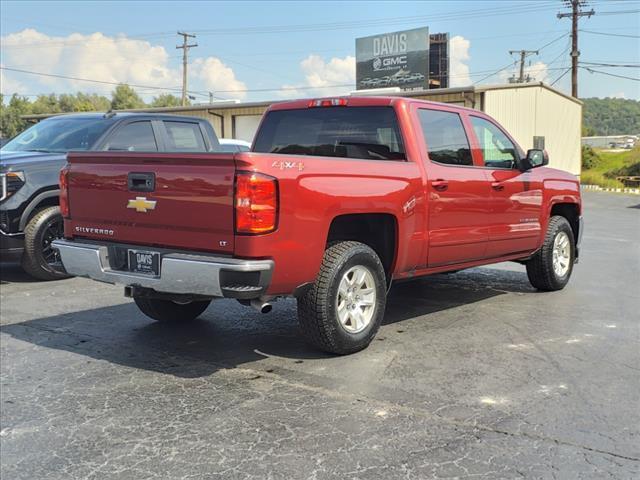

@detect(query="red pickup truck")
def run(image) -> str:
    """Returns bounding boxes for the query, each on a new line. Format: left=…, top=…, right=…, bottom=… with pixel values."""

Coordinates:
left=53, top=97, right=583, bottom=354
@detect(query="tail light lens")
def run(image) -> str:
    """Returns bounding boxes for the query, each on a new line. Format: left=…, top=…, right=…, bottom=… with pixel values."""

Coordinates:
left=59, top=166, right=70, bottom=218
left=235, top=172, right=278, bottom=234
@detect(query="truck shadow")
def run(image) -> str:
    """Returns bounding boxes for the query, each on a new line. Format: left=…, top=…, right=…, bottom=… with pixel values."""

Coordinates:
left=1, top=267, right=533, bottom=378
left=0, top=262, right=40, bottom=284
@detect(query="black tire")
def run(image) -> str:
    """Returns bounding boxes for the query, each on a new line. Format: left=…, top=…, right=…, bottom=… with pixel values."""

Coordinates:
left=297, top=241, right=387, bottom=355
left=21, top=206, right=70, bottom=281
left=134, top=297, right=211, bottom=322
left=526, top=215, right=575, bottom=291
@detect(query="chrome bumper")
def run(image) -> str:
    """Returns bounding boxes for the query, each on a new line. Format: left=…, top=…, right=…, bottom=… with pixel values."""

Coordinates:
left=52, top=239, right=273, bottom=298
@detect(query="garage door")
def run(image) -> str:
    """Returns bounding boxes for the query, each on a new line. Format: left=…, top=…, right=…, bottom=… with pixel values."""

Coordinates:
left=233, top=115, right=263, bottom=143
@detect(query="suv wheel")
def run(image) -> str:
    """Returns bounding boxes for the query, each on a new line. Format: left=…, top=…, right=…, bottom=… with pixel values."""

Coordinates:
left=526, top=215, right=575, bottom=291
left=21, top=206, right=70, bottom=281
left=297, top=241, right=387, bottom=355
left=134, top=297, right=211, bottom=322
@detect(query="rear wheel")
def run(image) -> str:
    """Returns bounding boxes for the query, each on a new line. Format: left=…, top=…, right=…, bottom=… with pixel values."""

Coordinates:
left=297, top=241, right=387, bottom=355
left=134, top=297, right=211, bottom=322
left=21, top=206, right=70, bottom=281
left=526, top=215, right=575, bottom=291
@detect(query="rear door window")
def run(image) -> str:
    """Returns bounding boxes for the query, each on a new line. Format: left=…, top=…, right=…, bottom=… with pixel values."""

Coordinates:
left=164, top=121, right=207, bottom=152
left=104, top=121, right=158, bottom=152
left=417, top=109, right=472, bottom=166
left=253, top=106, right=405, bottom=161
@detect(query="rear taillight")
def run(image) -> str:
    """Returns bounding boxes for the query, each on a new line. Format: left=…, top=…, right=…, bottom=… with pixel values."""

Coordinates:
left=59, top=166, right=70, bottom=218
left=235, top=172, right=278, bottom=234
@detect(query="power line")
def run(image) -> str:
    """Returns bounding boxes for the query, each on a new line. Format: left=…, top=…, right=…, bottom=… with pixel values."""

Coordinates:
left=0, top=66, right=191, bottom=95
left=580, top=62, right=640, bottom=68
left=580, top=29, right=640, bottom=39
left=550, top=68, right=573, bottom=86
left=595, top=9, right=640, bottom=15
left=581, top=67, right=640, bottom=82
left=473, top=32, right=570, bottom=85
left=0, top=3, right=560, bottom=50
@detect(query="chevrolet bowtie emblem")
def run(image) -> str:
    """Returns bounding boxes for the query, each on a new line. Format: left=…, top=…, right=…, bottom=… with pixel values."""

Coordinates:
left=127, top=197, right=157, bottom=213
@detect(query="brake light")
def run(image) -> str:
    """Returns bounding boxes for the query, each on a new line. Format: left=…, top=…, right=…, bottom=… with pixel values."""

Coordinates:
left=308, top=98, right=348, bottom=107
left=59, top=166, right=70, bottom=218
left=235, top=172, right=278, bottom=234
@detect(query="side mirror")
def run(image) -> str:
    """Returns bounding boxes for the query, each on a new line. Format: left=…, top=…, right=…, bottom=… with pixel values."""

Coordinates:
left=521, top=149, right=549, bottom=171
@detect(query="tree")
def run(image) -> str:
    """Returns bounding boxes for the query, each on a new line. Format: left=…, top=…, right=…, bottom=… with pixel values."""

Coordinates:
left=110, top=84, right=145, bottom=110
left=0, top=94, right=32, bottom=138
left=59, top=93, right=110, bottom=112
left=582, top=98, right=640, bottom=136
left=30, top=94, right=62, bottom=115
left=150, top=94, right=183, bottom=108
left=581, top=145, right=600, bottom=170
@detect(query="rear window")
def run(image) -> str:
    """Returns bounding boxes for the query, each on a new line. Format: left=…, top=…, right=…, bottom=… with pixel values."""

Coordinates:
left=104, top=121, right=158, bottom=152
left=253, top=106, right=405, bottom=161
left=418, top=109, right=472, bottom=166
left=164, top=121, right=207, bottom=152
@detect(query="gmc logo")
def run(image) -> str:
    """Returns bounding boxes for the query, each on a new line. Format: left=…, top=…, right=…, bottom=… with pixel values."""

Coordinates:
left=373, top=55, right=407, bottom=71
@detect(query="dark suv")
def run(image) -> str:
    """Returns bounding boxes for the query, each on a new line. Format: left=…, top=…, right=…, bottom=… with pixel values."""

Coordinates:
left=0, top=112, right=220, bottom=280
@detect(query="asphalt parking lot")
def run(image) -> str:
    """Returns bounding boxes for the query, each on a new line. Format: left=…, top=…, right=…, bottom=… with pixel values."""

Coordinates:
left=1, top=191, right=639, bottom=479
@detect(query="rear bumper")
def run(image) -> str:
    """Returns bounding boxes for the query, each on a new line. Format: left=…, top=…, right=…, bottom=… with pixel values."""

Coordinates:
left=52, top=239, right=274, bottom=299
left=0, top=231, right=24, bottom=262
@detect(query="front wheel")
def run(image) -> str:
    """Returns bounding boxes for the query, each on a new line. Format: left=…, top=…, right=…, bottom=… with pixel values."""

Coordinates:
left=526, top=216, right=575, bottom=291
left=297, top=241, right=387, bottom=355
left=134, top=297, right=211, bottom=322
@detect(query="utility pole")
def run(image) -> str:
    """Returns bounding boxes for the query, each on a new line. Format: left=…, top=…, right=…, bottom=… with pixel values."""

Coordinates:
left=509, top=50, right=539, bottom=83
left=176, top=32, right=197, bottom=106
left=209, top=92, right=214, bottom=104
left=557, top=0, right=595, bottom=98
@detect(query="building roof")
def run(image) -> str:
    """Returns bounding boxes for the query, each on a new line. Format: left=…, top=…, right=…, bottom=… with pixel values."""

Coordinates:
left=20, top=82, right=582, bottom=121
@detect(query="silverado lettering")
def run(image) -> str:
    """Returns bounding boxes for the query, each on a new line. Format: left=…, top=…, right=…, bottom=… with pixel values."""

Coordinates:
left=53, top=96, right=583, bottom=355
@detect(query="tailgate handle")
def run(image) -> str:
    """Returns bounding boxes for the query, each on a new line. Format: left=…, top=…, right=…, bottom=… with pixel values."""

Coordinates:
left=128, top=172, right=155, bottom=192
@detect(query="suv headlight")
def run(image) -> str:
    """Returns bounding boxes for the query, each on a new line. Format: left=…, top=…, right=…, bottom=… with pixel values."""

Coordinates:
left=0, top=171, right=26, bottom=201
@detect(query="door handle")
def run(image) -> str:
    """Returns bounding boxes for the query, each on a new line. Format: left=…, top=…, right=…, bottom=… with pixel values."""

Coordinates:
left=431, top=179, right=449, bottom=191
left=491, top=182, right=505, bottom=191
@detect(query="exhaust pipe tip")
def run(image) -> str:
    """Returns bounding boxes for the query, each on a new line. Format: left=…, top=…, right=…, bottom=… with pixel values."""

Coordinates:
left=250, top=299, right=272, bottom=314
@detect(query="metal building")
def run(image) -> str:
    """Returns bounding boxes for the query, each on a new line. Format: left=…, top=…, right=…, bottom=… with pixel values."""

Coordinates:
left=22, top=82, right=583, bottom=175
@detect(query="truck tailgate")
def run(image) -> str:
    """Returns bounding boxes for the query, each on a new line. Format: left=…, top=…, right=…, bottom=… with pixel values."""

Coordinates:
left=66, top=152, right=235, bottom=254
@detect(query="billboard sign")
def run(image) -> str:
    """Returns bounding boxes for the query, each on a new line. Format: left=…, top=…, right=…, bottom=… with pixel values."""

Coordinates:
left=356, top=27, right=429, bottom=90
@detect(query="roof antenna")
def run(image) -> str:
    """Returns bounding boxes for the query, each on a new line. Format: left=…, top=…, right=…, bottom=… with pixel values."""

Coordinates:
left=104, top=109, right=116, bottom=119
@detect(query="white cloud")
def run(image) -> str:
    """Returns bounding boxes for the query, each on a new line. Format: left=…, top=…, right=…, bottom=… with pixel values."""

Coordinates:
left=190, top=57, right=247, bottom=99
left=0, top=63, right=26, bottom=95
left=525, top=61, right=549, bottom=82
left=611, top=91, right=626, bottom=99
left=278, top=54, right=355, bottom=98
left=500, top=59, right=550, bottom=84
left=0, top=29, right=245, bottom=100
left=449, top=35, right=471, bottom=87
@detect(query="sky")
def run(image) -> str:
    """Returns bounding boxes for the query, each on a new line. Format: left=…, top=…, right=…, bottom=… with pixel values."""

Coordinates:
left=1, top=0, right=639, bottom=104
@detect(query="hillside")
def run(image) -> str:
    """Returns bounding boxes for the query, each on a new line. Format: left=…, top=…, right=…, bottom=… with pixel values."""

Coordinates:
left=582, top=98, right=640, bottom=136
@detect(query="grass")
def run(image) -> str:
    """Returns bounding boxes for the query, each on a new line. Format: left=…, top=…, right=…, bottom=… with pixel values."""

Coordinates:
left=580, top=170, right=625, bottom=189
left=595, top=147, right=640, bottom=173
left=581, top=147, right=640, bottom=188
